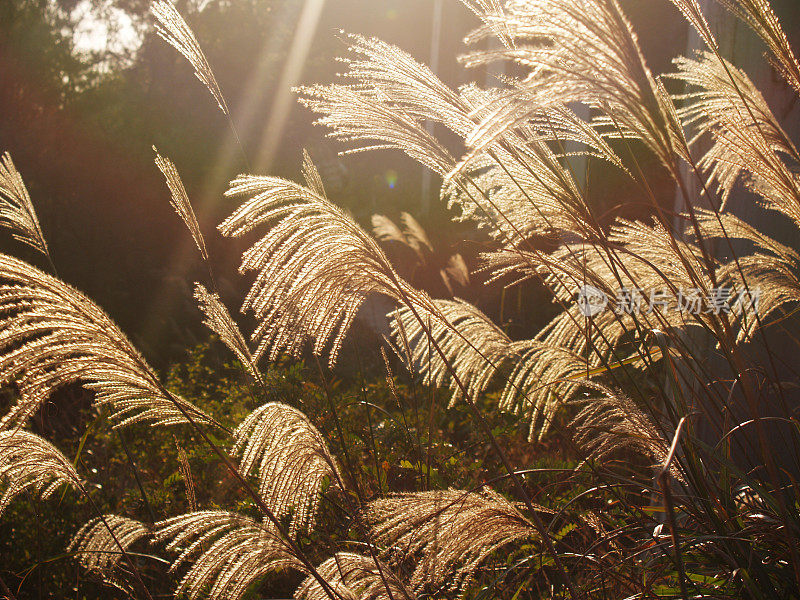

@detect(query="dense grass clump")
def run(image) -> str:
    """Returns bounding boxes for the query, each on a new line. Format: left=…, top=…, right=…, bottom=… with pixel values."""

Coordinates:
left=2, top=0, right=800, bottom=599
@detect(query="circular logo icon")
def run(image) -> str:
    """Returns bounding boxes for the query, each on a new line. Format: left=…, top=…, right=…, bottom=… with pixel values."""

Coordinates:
left=578, top=284, right=608, bottom=317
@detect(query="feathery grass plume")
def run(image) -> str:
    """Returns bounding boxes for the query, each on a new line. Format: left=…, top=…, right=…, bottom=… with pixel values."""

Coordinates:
left=441, top=253, right=470, bottom=295
left=194, top=283, right=257, bottom=378
left=0, top=430, right=82, bottom=515
left=666, top=0, right=718, bottom=49
left=300, top=33, right=602, bottom=243
left=372, top=214, right=408, bottom=247
left=399, top=213, right=433, bottom=256
left=176, top=438, right=198, bottom=512
left=301, top=149, right=327, bottom=198
left=718, top=0, right=800, bottom=94
left=538, top=219, right=712, bottom=312
left=230, top=402, right=342, bottom=538
left=156, top=510, right=301, bottom=600
left=367, top=488, right=537, bottom=594
left=443, top=86, right=607, bottom=242
left=695, top=208, right=800, bottom=264
left=522, top=226, right=715, bottom=346
left=337, top=34, right=476, bottom=139
left=604, top=218, right=712, bottom=295
left=150, top=1, right=229, bottom=115
left=484, top=230, right=693, bottom=408
left=457, top=0, right=513, bottom=49
left=471, top=216, right=722, bottom=441
left=299, top=83, right=456, bottom=176
left=476, top=248, right=544, bottom=289
left=717, top=252, right=800, bottom=342
left=482, top=218, right=712, bottom=328
left=465, top=99, right=626, bottom=172
left=390, top=299, right=518, bottom=407
left=219, top=175, right=433, bottom=366
left=568, top=384, right=673, bottom=469
left=69, top=515, right=152, bottom=591
left=671, top=52, right=800, bottom=213
left=442, top=147, right=588, bottom=243
left=154, top=148, right=209, bottom=262
left=0, top=152, right=50, bottom=258
left=691, top=208, right=800, bottom=340
left=296, top=553, right=414, bottom=600
left=462, top=0, right=690, bottom=170
left=499, top=341, right=591, bottom=442
left=299, top=33, right=478, bottom=175
left=0, top=254, right=216, bottom=430
left=372, top=212, right=436, bottom=264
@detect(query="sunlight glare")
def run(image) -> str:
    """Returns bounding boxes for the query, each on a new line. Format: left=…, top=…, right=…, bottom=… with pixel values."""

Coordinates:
left=254, top=0, right=327, bottom=171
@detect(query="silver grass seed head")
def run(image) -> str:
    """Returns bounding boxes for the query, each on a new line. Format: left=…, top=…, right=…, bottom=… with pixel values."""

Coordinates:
left=150, top=0, right=229, bottom=115
left=155, top=510, right=301, bottom=600
left=0, top=152, right=50, bottom=257
left=0, top=430, right=83, bottom=515
left=366, top=488, right=537, bottom=595
left=231, top=402, right=342, bottom=538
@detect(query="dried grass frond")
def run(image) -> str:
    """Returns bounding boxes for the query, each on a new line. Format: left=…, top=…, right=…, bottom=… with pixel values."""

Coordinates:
left=718, top=0, right=800, bottom=94
left=373, top=212, right=437, bottom=266
left=194, top=283, right=257, bottom=378
left=0, top=254, right=216, bottom=430
left=299, top=85, right=455, bottom=176
left=367, top=488, right=537, bottom=594
left=372, top=215, right=409, bottom=247
left=693, top=208, right=800, bottom=263
left=296, top=553, right=414, bottom=600
left=666, top=0, right=718, bottom=49
left=457, top=0, right=513, bottom=49
left=0, top=152, right=49, bottom=258
left=499, top=340, right=591, bottom=442
left=462, top=0, right=689, bottom=169
left=399, top=213, right=433, bottom=255
left=175, top=437, right=198, bottom=512
left=150, top=0, right=229, bottom=114
left=299, top=33, right=476, bottom=175
left=391, top=299, right=517, bottom=407
left=301, top=149, right=327, bottom=198
left=443, top=143, right=595, bottom=243
left=476, top=219, right=722, bottom=441
left=443, top=84, right=608, bottom=242
left=154, top=148, right=208, bottom=261
left=478, top=248, right=545, bottom=289
left=477, top=212, right=730, bottom=440
left=442, top=253, right=470, bottom=290
left=568, top=384, right=672, bottom=470
left=0, top=430, right=82, bottom=514
left=219, top=175, right=431, bottom=366
left=672, top=52, right=800, bottom=213
left=717, top=253, right=800, bottom=342
left=340, top=34, right=475, bottom=138
left=231, top=402, right=342, bottom=538
left=156, top=510, right=301, bottom=600
left=606, top=218, right=712, bottom=292
left=464, top=91, right=626, bottom=174
left=69, top=515, right=151, bottom=581
left=536, top=219, right=712, bottom=307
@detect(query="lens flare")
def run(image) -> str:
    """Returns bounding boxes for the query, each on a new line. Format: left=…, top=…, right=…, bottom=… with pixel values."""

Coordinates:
left=385, top=170, right=398, bottom=190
